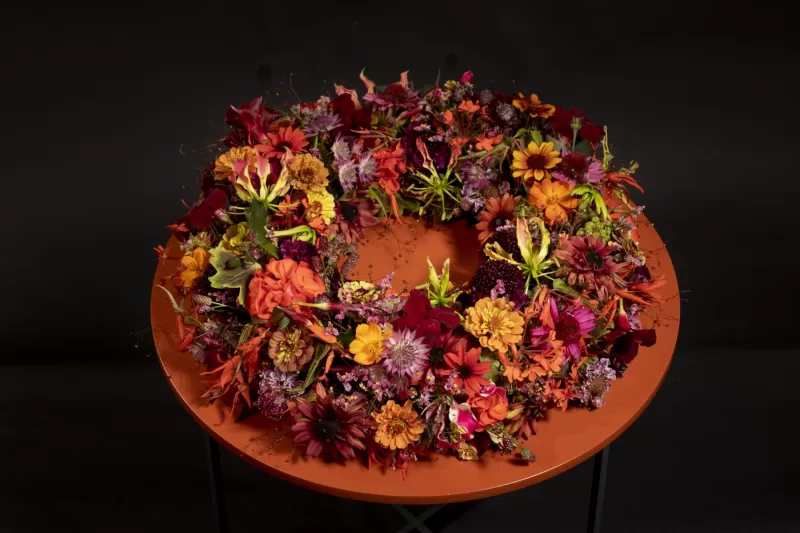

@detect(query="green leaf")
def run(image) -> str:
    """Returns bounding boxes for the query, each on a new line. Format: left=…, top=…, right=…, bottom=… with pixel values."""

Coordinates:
left=208, top=247, right=261, bottom=306
left=574, top=139, right=594, bottom=156
left=337, top=329, right=356, bottom=349
left=530, top=130, right=543, bottom=145
left=552, top=279, right=581, bottom=298
left=246, top=201, right=278, bottom=258
left=395, top=193, right=421, bottom=215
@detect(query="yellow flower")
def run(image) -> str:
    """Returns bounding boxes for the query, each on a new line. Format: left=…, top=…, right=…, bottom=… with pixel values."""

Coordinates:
left=464, top=297, right=525, bottom=353
left=287, top=154, right=330, bottom=192
left=457, top=441, right=480, bottom=461
left=305, top=190, right=335, bottom=224
left=511, top=141, right=562, bottom=183
left=372, top=400, right=425, bottom=450
left=349, top=323, right=391, bottom=365
left=528, top=178, right=579, bottom=224
left=214, top=146, right=257, bottom=181
left=179, top=247, right=210, bottom=288
left=220, top=222, right=249, bottom=254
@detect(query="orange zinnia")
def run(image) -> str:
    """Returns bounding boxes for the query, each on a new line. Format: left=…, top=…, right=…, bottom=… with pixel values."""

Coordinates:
left=256, top=126, right=309, bottom=159
left=475, top=193, right=518, bottom=242
left=528, top=178, right=579, bottom=224
left=511, top=141, right=562, bottom=183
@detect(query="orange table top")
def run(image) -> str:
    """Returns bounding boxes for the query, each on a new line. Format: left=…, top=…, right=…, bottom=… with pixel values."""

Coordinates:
left=151, top=216, right=679, bottom=504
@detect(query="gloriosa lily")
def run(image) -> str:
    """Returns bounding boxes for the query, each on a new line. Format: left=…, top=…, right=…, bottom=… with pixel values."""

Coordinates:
left=271, top=224, right=317, bottom=244
left=233, top=153, right=290, bottom=208
left=407, top=138, right=462, bottom=221
left=416, top=257, right=461, bottom=306
left=572, top=184, right=609, bottom=221
left=484, top=217, right=553, bottom=291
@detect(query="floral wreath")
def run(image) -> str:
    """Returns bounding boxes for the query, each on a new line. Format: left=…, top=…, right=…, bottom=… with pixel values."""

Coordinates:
left=155, top=70, right=663, bottom=473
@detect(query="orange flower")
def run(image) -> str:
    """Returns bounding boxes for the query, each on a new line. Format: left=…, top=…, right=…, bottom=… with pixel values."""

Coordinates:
left=512, top=93, right=556, bottom=118
left=179, top=248, right=210, bottom=289
left=528, top=178, right=579, bottom=224
left=468, top=385, right=509, bottom=427
left=246, top=258, right=326, bottom=319
left=442, top=109, right=455, bottom=125
left=511, top=141, right=562, bottom=182
left=372, top=400, right=425, bottom=450
left=476, top=193, right=518, bottom=242
left=256, top=126, right=309, bottom=159
left=475, top=133, right=504, bottom=152
left=457, top=100, right=481, bottom=113
left=214, top=146, right=258, bottom=181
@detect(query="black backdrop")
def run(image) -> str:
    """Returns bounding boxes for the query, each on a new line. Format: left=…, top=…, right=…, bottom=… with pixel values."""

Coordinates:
left=2, top=3, right=798, bottom=532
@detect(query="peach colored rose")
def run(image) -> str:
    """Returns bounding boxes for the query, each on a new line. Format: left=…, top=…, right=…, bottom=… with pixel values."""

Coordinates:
left=246, top=258, right=325, bottom=319
left=468, top=384, right=508, bottom=427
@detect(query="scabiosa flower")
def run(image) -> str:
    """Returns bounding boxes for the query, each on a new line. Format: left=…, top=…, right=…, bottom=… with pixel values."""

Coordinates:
left=470, top=260, right=527, bottom=307
left=483, top=227, right=525, bottom=264
left=552, top=151, right=604, bottom=184
left=303, top=112, right=343, bottom=136
left=578, top=358, right=617, bottom=408
left=290, top=384, right=370, bottom=460
left=382, top=329, right=430, bottom=378
left=279, top=239, right=317, bottom=264
left=553, top=236, right=628, bottom=298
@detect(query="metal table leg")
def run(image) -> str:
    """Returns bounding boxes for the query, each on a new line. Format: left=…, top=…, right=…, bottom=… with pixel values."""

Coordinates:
left=587, top=445, right=610, bottom=533
left=205, top=435, right=229, bottom=533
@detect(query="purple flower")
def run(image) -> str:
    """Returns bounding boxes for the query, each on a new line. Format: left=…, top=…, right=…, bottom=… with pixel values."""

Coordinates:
left=337, top=161, right=358, bottom=192
left=578, top=358, right=617, bottom=408
left=304, top=112, right=343, bottom=136
left=552, top=151, right=604, bottom=184
left=533, top=300, right=596, bottom=359
left=256, top=369, right=301, bottom=420
left=382, top=329, right=430, bottom=378
left=279, top=239, right=317, bottom=263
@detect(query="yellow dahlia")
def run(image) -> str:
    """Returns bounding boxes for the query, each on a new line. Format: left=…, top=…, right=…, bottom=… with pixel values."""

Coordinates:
left=349, top=323, right=391, bottom=365
left=287, top=154, right=330, bottom=193
left=511, top=141, right=562, bottom=183
left=305, top=190, right=335, bottom=224
left=465, top=297, right=525, bottom=353
left=214, top=146, right=258, bottom=181
left=371, top=400, right=425, bottom=450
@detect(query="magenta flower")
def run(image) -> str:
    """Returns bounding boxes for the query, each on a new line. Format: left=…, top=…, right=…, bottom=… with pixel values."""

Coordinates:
left=534, top=299, right=596, bottom=359
left=552, top=151, right=604, bottom=184
left=553, top=236, right=628, bottom=299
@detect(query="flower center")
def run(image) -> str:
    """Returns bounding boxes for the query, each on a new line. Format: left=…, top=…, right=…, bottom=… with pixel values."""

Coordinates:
left=584, top=251, right=605, bottom=270
left=307, top=200, right=323, bottom=218
left=315, top=418, right=341, bottom=440
left=555, top=314, right=582, bottom=343
left=390, top=342, right=416, bottom=367
left=388, top=418, right=407, bottom=435
left=588, top=375, right=606, bottom=396
left=526, top=153, right=546, bottom=170
left=367, top=340, right=384, bottom=356
left=457, top=365, right=474, bottom=379
left=340, top=202, right=359, bottom=222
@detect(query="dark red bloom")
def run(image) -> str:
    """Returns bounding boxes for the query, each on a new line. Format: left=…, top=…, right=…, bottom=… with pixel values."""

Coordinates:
left=393, top=290, right=460, bottom=346
left=331, top=94, right=372, bottom=138
left=223, top=97, right=279, bottom=146
left=177, top=189, right=227, bottom=234
left=604, top=327, right=656, bottom=364
left=550, top=106, right=604, bottom=144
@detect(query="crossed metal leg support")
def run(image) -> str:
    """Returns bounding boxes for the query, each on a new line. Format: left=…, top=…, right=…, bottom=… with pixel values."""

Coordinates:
left=204, top=436, right=610, bottom=533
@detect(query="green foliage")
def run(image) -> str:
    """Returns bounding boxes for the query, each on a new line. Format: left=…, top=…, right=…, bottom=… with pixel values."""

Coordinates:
left=246, top=201, right=278, bottom=259
left=208, top=247, right=261, bottom=306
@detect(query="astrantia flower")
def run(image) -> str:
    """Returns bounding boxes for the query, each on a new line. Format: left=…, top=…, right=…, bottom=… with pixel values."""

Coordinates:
left=337, top=160, right=358, bottom=192
left=268, top=327, right=314, bottom=372
left=349, top=323, right=391, bottom=365
left=470, top=260, right=526, bottom=306
left=303, top=112, right=343, bottom=137
left=476, top=193, right=518, bottom=243
left=553, top=236, right=628, bottom=298
left=291, top=383, right=369, bottom=459
left=578, top=358, right=617, bottom=408
left=304, top=190, right=335, bottom=224
left=464, top=297, right=525, bottom=353
left=382, top=329, right=430, bottom=378
left=511, top=141, right=562, bottom=183
left=552, top=151, right=604, bottom=184
left=441, top=339, right=492, bottom=396
left=371, top=400, right=425, bottom=450
left=550, top=106, right=603, bottom=144
left=528, top=178, right=579, bottom=224
left=257, top=126, right=309, bottom=159
left=287, top=154, right=330, bottom=193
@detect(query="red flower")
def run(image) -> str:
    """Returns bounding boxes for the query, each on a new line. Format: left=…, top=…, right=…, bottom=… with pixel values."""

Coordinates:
left=393, top=290, right=460, bottom=345
left=256, top=126, right=309, bottom=159
left=441, top=339, right=492, bottom=396
left=550, top=106, right=603, bottom=144
left=223, top=97, right=279, bottom=146
left=176, top=189, right=227, bottom=235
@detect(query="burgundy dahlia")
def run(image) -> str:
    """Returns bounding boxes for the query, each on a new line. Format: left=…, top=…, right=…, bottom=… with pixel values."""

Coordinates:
left=290, top=383, right=369, bottom=460
left=553, top=236, right=628, bottom=298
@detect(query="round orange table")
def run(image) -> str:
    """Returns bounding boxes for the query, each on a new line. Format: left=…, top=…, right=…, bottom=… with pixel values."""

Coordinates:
left=151, top=216, right=679, bottom=531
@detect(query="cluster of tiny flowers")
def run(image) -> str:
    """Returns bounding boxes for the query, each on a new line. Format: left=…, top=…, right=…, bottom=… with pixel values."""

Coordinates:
left=578, top=358, right=617, bottom=409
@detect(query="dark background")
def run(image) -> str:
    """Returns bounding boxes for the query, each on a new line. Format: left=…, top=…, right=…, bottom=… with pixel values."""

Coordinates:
left=2, top=2, right=797, bottom=532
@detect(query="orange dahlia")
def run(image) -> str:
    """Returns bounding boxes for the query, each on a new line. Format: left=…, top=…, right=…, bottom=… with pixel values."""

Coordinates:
left=528, top=178, right=579, bottom=224
left=511, top=141, right=562, bottom=183
left=371, top=400, right=425, bottom=450
left=476, top=193, right=518, bottom=243
left=256, top=126, right=309, bottom=159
